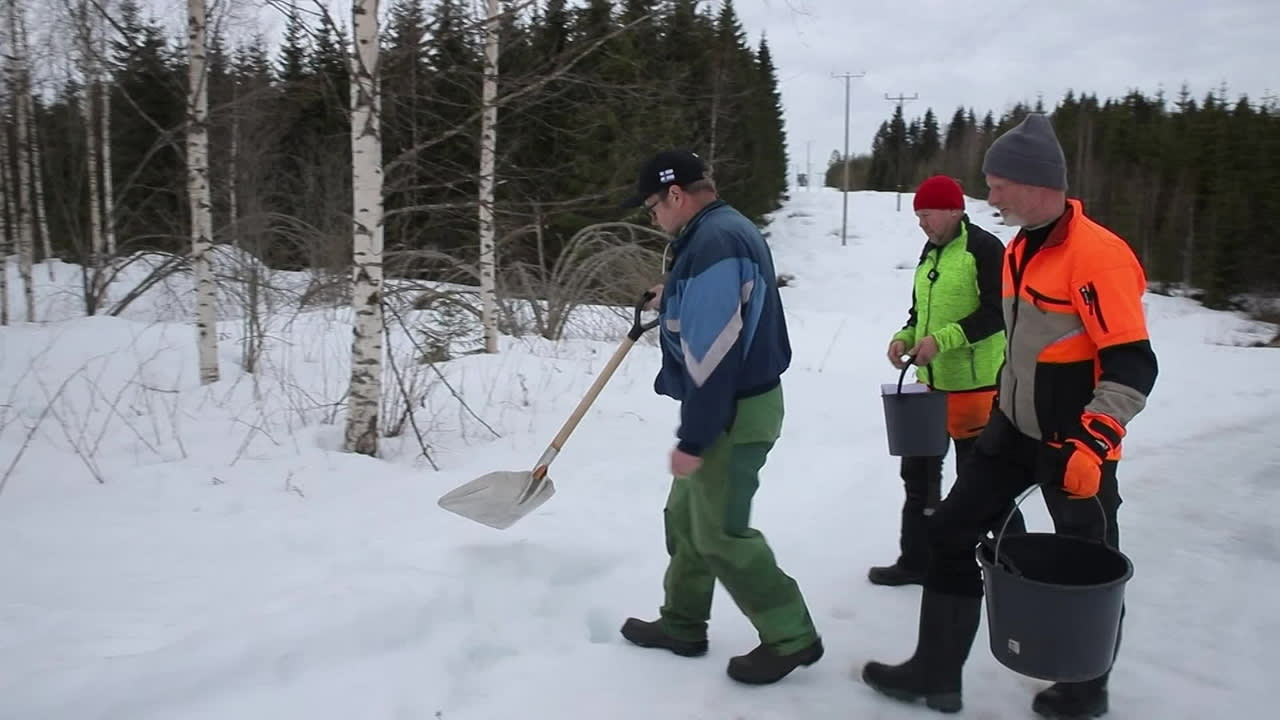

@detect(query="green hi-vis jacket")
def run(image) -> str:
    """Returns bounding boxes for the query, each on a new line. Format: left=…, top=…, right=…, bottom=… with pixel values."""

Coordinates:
left=892, top=216, right=1007, bottom=392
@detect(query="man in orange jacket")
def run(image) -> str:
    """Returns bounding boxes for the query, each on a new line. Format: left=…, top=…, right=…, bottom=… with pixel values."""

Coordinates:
left=861, top=113, right=1158, bottom=719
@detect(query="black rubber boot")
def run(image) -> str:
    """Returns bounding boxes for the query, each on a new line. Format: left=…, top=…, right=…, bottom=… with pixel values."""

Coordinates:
left=726, top=637, right=824, bottom=684
left=1032, top=672, right=1109, bottom=718
left=875, top=456, right=941, bottom=588
left=861, top=590, right=981, bottom=713
left=620, top=618, right=707, bottom=657
left=868, top=562, right=925, bottom=586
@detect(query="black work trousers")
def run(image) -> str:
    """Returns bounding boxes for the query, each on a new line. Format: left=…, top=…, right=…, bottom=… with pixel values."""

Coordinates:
left=897, top=436, right=1027, bottom=572
left=924, top=409, right=1123, bottom=598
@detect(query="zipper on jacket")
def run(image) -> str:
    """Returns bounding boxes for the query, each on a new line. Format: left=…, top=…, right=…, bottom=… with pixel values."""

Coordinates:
left=1079, top=282, right=1110, bottom=333
left=1027, top=286, right=1072, bottom=309
left=1007, top=245, right=1022, bottom=426
left=922, top=250, right=941, bottom=386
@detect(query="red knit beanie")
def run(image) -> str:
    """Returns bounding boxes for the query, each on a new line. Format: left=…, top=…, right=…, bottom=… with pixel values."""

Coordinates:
left=913, top=175, right=965, bottom=211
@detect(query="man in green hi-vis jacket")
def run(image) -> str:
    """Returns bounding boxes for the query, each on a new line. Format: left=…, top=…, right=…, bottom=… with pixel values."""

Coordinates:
left=869, top=175, right=1026, bottom=587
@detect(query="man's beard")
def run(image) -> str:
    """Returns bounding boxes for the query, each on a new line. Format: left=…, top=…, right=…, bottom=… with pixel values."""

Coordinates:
left=999, top=209, right=1028, bottom=227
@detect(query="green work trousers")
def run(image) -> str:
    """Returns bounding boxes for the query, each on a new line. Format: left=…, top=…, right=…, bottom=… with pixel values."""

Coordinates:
left=658, top=384, right=819, bottom=655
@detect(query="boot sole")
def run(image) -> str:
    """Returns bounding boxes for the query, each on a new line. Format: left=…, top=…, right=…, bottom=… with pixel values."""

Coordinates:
left=862, top=667, right=962, bottom=713
left=1032, top=689, right=1108, bottom=719
left=1032, top=705, right=1107, bottom=719
left=868, top=575, right=924, bottom=587
left=622, top=635, right=707, bottom=657
left=630, top=641, right=706, bottom=657
left=867, top=567, right=925, bottom=586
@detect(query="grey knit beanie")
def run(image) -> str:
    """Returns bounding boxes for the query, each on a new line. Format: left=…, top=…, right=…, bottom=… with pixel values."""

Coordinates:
left=982, top=113, right=1067, bottom=190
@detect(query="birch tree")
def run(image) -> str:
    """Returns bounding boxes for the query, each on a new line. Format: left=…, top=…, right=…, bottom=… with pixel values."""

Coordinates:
left=75, top=0, right=104, bottom=295
left=98, top=4, right=115, bottom=256
left=19, top=3, right=52, bottom=278
left=0, top=93, right=7, bottom=326
left=344, top=0, right=384, bottom=456
left=28, top=99, right=52, bottom=279
left=477, top=0, right=499, bottom=353
left=5, top=0, right=33, bottom=321
left=188, top=0, right=219, bottom=384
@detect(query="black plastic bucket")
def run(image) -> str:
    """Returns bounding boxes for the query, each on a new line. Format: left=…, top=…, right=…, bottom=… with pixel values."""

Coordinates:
left=881, top=361, right=948, bottom=457
left=977, top=496, right=1133, bottom=682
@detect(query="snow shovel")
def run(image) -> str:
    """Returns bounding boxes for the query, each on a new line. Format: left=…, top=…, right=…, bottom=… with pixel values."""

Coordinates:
left=437, top=290, right=660, bottom=530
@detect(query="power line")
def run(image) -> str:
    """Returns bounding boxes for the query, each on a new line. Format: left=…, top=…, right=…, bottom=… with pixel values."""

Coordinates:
left=832, top=71, right=865, bottom=246
left=885, top=92, right=919, bottom=212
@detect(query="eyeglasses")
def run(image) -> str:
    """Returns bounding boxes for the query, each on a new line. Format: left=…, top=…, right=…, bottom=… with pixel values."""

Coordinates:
left=644, top=197, right=661, bottom=218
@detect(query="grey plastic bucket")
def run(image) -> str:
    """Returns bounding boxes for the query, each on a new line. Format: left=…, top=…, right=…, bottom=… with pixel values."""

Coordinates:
left=977, top=495, right=1133, bottom=682
left=881, top=361, right=948, bottom=457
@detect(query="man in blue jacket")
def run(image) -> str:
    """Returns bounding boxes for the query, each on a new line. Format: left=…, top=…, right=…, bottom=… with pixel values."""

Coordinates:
left=617, top=150, right=823, bottom=685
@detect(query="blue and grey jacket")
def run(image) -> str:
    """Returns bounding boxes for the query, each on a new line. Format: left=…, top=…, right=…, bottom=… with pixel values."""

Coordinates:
left=655, top=200, right=792, bottom=456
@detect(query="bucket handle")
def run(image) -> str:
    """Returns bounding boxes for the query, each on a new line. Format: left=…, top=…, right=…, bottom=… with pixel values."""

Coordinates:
left=894, top=355, right=916, bottom=394
left=987, top=486, right=1110, bottom=577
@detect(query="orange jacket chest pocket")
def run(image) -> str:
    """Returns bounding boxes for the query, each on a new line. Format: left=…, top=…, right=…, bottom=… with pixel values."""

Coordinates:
left=1024, top=284, right=1073, bottom=314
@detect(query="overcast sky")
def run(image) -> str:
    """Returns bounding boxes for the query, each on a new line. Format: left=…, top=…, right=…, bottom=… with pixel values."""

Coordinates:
left=733, top=0, right=1279, bottom=180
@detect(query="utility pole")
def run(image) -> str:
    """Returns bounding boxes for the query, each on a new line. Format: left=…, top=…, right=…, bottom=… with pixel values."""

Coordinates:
left=806, top=140, right=812, bottom=192
left=885, top=92, right=918, bottom=212
left=833, top=71, right=865, bottom=246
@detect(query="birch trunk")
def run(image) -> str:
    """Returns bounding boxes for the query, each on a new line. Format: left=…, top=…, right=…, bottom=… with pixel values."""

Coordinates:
left=77, top=1, right=103, bottom=306
left=344, top=0, right=384, bottom=456
left=7, top=0, right=33, bottom=322
left=478, top=0, right=499, bottom=354
left=12, top=96, right=32, bottom=324
left=0, top=107, right=8, bottom=326
left=188, top=0, right=219, bottom=384
left=229, top=81, right=261, bottom=373
left=12, top=0, right=47, bottom=280
left=98, top=8, right=115, bottom=257
left=27, top=95, right=51, bottom=278
left=229, top=87, right=239, bottom=250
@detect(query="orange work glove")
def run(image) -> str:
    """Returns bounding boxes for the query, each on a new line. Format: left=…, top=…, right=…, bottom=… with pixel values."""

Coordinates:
left=1057, top=412, right=1125, bottom=498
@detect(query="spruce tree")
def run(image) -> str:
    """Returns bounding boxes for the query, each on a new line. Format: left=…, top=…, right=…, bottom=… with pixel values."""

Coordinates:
left=751, top=35, right=788, bottom=213
left=110, top=0, right=186, bottom=254
left=918, top=108, right=941, bottom=177
left=382, top=0, right=433, bottom=253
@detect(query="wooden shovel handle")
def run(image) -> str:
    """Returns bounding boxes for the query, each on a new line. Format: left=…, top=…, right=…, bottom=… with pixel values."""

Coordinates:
left=543, top=289, right=659, bottom=459
left=548, top=335, right=638, bottom=453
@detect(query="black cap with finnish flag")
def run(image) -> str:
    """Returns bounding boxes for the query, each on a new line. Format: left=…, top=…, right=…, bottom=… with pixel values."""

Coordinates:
left=621, top=149, right=709, bottom=208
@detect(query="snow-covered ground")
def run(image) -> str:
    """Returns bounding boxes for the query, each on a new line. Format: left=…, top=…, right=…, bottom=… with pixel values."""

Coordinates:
left=1, top=188, right=1276, bottom=719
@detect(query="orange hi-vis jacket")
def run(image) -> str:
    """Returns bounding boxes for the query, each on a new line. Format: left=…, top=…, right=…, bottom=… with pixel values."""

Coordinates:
left=998, top=199, right=1158, bottom=452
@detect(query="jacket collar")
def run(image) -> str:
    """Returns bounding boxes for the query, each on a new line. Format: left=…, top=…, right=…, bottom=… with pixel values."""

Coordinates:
left=1044, top=199, right=1079, bottom=247
left=672, top=199, right=727, bottom=249
left=919, top=213, right=970, bottom=260
left=1014, top=199, right=1079, bottom=250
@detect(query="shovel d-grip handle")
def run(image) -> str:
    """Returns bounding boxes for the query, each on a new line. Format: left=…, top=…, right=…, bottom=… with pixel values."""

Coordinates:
left=532, top=290, right=660, bottom=479
left=629, top=289, right=661, bottom=340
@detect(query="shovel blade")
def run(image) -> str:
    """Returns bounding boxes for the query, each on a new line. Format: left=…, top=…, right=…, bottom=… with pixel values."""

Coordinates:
left=437, top=470, right=556, bottom=530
